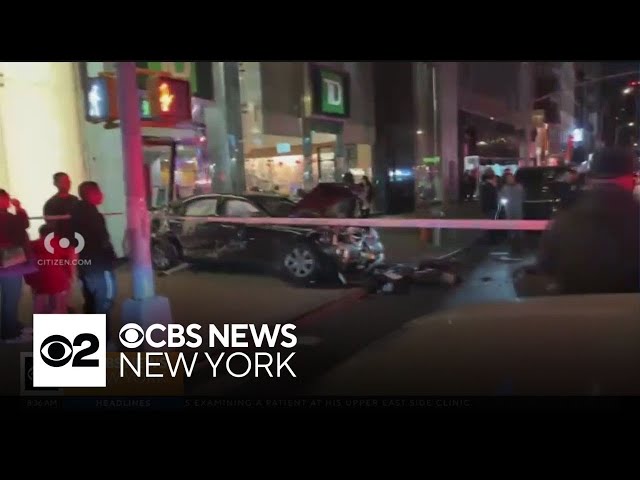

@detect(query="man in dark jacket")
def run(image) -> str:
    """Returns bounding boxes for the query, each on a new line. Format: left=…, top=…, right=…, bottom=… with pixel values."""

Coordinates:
left=44, top=172, right=78, bottom=239
left=537, top=147, right=639, bottom=294
left=70, top=181, right=117, bottom=343
left=557, top=168, right=581, bottom=211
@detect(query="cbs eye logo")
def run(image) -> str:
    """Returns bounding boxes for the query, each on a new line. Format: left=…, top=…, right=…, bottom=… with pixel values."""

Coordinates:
left=119, top=324, right=145, bottom=349
left=32, top=314, right=107, bottom=388
left=40, top=334, right=99, bottom=368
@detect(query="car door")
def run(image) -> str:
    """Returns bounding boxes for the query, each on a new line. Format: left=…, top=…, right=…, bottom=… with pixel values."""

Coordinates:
left=179, top=197, right=219, bottom=258
left=217, top=197, right=268, bottom=262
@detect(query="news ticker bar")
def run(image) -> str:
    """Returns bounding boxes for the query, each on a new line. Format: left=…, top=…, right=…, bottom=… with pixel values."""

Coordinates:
left=16, top=396, right=636, bottom=411
left=32, top=213, right=550, bottom=231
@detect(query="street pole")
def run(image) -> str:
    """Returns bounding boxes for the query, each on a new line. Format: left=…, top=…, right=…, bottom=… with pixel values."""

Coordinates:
left=117, top=62, right=155, bottom=299
left=117, top=61, right=172, bottom=332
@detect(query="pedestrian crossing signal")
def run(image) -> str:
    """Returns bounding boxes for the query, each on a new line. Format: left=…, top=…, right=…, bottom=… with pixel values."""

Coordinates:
left=86, top=75, right=118, bottom=122
left=146, top=75, right=192, bottom=122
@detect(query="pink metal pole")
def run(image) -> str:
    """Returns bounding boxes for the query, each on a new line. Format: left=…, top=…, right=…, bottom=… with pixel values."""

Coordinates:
left=117, top=62, right=155, bottom=299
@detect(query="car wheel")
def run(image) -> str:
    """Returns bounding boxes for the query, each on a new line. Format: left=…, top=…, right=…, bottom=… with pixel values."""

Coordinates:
left=152, top=239, right=180, bottom=271
left=282, top=244, right=320, bottom=285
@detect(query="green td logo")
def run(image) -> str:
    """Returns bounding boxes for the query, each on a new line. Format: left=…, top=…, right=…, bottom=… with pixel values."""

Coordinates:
left=321, top=71, right=345, bottom=115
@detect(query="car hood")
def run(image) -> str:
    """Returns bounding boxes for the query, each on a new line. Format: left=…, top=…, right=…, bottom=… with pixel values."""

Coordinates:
left=291, top=183, right=361, bottom=217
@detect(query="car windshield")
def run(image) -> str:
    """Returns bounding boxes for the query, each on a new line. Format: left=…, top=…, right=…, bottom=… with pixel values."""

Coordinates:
left=253, top=197, right=296, bottom=217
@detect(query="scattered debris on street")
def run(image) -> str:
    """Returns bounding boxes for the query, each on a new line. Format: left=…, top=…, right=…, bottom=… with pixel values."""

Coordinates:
left=363, top=257, right=463, bottom=295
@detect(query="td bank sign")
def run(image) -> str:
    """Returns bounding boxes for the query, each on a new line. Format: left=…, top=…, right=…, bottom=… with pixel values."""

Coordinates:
left=310, top=65, right=350, bottom=119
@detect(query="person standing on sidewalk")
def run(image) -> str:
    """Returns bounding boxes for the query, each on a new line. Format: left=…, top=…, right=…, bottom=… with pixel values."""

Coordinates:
left=44, top=172, right=78, bottom=238
left=70, top=181, right=117, bottom=345
left=24, top=224, right=73, bottom=314
left=43, top=172, right=78, bottom=312
left=359, top=176, right=374, bottom=218
left=558, top=168, right=581, bottom=211
left=0, top=190, right=36, bottom=343
left=498, top=172, right=525, bottom=255
left=479, top=169, right=499, bottom=244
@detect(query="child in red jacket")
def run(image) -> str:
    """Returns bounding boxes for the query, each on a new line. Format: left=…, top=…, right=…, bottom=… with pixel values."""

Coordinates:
left=25, top=224, right=73, bottom=314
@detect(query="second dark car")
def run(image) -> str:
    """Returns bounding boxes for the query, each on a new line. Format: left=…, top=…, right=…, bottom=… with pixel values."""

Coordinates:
left=515, top=166, right=571, bottom=219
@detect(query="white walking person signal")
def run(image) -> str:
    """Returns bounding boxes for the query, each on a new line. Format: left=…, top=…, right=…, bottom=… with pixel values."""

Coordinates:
left=88, top=84, right=102, bottom=117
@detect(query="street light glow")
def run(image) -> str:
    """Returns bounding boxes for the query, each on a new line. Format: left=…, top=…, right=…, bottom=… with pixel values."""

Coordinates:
left=629, top=122, right=635, bottom=127
left=623, top=87, right=633, bottom=95
left=416, top=129, right=424, bottom=135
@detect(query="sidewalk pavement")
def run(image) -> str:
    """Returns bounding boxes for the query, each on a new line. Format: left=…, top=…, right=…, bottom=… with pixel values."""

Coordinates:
left=374, top=201, right=483, bottom=220
left=376, top=201, right=484, bottom=264
left=379, top=228, right=482, bottom=264
left=12, top=268, right=360, bottom=340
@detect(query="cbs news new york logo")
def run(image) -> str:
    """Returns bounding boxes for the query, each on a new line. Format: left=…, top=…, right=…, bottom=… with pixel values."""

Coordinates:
left=32, top=314, right=106, bottom=388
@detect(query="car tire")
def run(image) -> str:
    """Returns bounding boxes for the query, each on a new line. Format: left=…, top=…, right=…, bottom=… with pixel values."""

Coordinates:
left=281, top=243, right=321, bottom=286
left=152, top=238, right=180, bottom=271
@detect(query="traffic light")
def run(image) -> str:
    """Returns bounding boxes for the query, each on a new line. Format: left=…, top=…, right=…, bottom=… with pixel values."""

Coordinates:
left=146, top=75, right=192, bottom=122
left=86, top=74, right=118, bottom=122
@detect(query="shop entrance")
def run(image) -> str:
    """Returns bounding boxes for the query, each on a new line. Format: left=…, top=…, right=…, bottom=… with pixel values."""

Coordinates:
left=311, top=130, right=338, bottom=183
left=142, top=136, right=206, bottom=209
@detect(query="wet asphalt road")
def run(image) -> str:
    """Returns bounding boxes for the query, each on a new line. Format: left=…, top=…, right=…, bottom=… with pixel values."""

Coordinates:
left=189, top=241, right=538, bottom=396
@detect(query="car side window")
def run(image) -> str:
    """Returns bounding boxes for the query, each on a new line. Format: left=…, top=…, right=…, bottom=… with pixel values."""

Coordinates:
left=222, top=199, right=264, bottom=217
left=184, top=198, right=218, bottom=217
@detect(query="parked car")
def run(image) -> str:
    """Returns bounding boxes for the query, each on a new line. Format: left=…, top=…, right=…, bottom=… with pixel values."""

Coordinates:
left=515, top=166, right=570, bottom=220
left=151, top=188, right=384, bottom=285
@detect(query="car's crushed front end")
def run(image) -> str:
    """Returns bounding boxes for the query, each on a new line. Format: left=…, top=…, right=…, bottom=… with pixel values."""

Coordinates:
left=313, top=227, right=385, bottom=276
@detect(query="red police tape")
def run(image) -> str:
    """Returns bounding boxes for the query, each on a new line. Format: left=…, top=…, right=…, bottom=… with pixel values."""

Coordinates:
left=165, top=216, right=550, bottom=230
left=32, top=212, right=550, bottom=231
left=29, top=212, right=124, bottom=221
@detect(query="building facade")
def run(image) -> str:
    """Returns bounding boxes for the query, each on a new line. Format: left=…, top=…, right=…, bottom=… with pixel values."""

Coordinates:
left=0, top=62, right=86, bottom=237
left=376, top=62, right=533, bottom=213
left=239, top=62, right=376, bottom=196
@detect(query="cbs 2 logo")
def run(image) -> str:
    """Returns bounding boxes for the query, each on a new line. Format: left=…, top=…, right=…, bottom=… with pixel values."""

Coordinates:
left=40, top=334, right=100, bottom=368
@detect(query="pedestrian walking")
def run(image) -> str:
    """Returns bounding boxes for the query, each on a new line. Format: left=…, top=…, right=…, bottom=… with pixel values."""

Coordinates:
left=0, top=189, right=37, bottom=342
left=70, top=181, right=117, bottom=346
